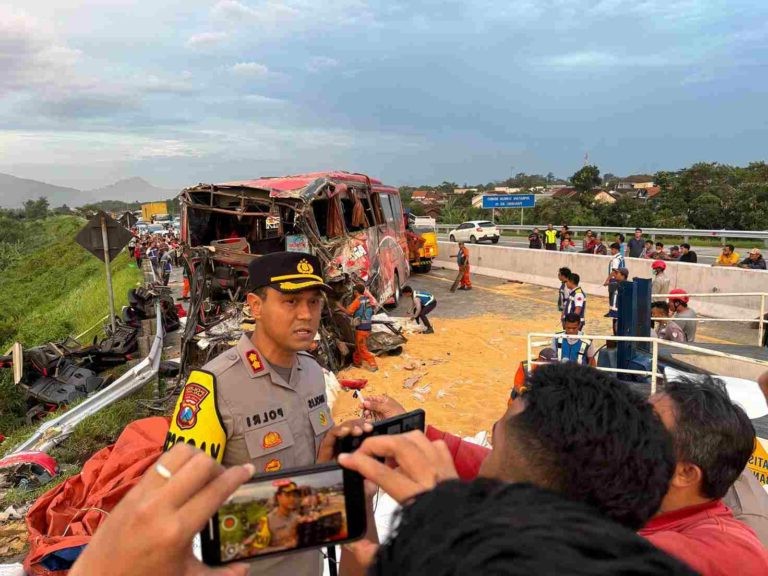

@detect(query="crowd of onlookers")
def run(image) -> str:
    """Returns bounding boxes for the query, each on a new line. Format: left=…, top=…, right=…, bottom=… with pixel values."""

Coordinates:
left=127, top=225, right=181, bottom=286
left=528, top=225, right=766, bottom=269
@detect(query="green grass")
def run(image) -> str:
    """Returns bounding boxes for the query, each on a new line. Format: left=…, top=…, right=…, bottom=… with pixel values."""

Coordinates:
left=0, top=215, right=143, bottom=434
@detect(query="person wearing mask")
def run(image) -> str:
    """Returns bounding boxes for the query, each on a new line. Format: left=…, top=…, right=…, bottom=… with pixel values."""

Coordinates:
left=739, top=248, right=767, bottom=270
left=528, top=227, right=543, bottom=249
left=713, top=244, right=740, bottom=267
left=650, top=301, right=687, bottom=342
left=639, top=376, right=768, bottom=576
left=652, top=260, right=671, bottom=297
left=402, top=285, right=436, bottom=334
left=668, top=289, right=697, bottom=343
left=543, top=223, right=558, bottom=251
left=628, top=228, right=646, bottom=258
left=679, top=243, right=698, bottom=263
left=552, top=313, right=597, bottom=367
left=346, top=283, right=378, bottom=371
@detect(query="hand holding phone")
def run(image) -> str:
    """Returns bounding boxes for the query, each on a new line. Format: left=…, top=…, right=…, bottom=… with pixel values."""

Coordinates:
left=338, top=431, right=459, bottom=504
left=336, top=409, right=425, bottom=456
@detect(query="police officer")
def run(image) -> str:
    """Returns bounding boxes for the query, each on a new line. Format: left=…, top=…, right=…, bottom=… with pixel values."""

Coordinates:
left=165, top=251, right=362, bottom=576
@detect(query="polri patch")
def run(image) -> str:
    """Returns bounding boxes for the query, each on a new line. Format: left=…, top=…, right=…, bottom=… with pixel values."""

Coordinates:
left=262, top=431, right=283, bottom=449
left=176, top=383, right=209, bottom=430
left=265, top=459, right=282, bottom=472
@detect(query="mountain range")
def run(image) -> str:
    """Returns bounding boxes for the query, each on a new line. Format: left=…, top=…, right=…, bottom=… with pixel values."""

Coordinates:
left=0, top=174, right=177, bottom=208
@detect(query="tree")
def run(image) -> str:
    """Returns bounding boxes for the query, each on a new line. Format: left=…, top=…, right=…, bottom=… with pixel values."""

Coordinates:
left=23, top=196, right=49, bottom=220
left=570, top=165, right=601, bottom=194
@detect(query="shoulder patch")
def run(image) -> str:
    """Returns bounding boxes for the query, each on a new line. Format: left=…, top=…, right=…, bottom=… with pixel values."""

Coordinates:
left=165, top=370, right=227, bottom=462
left=245, top=349, right=265, bottom=374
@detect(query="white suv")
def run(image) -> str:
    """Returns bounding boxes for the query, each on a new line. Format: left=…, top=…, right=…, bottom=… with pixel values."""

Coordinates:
left=448, top=220, right=500, bottom=244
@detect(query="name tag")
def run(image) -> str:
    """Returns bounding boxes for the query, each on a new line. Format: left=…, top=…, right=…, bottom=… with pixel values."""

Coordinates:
left=244, top=406, right=287, bottom=430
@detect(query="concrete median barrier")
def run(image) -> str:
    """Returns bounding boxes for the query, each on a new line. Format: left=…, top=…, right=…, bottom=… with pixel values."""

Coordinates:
left=434, top=241, right=768, bottom=320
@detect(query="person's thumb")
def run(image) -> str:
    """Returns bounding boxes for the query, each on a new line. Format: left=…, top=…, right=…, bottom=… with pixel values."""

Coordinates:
left=343, top=539, right=379, bottom=569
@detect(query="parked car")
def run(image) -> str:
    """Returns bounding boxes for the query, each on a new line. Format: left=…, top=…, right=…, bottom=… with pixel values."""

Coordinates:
left=448, top=220, right=499, bottom=244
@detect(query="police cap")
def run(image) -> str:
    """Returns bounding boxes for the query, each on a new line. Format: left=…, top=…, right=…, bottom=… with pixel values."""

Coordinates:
left=247, top=252, right=333, bottom=294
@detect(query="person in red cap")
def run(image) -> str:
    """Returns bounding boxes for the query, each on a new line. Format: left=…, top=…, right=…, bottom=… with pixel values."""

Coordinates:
left=669, top=289, right=697, bottom=342
left=651, top=260, right=670, bottom=297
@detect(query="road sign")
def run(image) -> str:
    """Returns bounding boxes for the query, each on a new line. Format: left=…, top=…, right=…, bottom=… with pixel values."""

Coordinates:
left=75, top=211, right=134, bottom=332
left=76, top=211, right=133, bottom=262
left=481, top=194, right=535, bottom=209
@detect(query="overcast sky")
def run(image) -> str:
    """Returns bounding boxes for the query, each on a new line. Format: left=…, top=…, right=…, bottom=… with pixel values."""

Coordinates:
left=1, top=0, right=767, bottom=190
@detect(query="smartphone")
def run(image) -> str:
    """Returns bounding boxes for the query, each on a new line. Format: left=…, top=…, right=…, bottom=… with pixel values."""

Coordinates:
left=337, top=408, right=426, bottom=455
left=200, top=463, right=366, bottom=566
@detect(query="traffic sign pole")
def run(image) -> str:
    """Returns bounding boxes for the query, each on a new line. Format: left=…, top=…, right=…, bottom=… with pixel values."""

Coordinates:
left=100, top=213, right=117, bottom=333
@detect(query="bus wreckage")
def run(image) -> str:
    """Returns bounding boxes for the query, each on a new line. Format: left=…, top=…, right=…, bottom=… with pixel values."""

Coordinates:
left=178, top=172, right=411, bottom=374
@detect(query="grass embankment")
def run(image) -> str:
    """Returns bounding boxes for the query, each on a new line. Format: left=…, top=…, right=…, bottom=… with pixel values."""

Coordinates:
left=0, top=216, right=155, bottom=507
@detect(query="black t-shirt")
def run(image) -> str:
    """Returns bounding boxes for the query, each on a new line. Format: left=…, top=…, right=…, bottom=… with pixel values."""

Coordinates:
left=679, top=251, right=698, bottom=263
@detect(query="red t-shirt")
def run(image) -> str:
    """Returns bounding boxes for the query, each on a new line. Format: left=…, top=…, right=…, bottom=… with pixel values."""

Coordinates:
left=640, top=500, right=768, bottom=576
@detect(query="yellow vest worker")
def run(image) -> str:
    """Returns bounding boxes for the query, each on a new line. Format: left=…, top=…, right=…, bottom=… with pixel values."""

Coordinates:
left=544, top=228, right=558, bottom=249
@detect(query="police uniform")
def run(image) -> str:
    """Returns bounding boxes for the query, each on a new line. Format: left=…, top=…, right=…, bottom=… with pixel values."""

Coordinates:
left=165, top=252, right=334, bottom=576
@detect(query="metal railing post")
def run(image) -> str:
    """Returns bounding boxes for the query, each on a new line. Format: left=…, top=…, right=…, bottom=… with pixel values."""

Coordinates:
left=760, top=294, right=766, bottom=348
left=651, top=339, right=659, bottom=395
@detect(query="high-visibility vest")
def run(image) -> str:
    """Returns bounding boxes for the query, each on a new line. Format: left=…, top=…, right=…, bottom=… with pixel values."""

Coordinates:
left=544, top=230, right=558, bottom=244
left=564, top=287, right=587, bottom=319
left=554, top=333, right=591, bottom=365
left=415, top=291, right=435, bottom=307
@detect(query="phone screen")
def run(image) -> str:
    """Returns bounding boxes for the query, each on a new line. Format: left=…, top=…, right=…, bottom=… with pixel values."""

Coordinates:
left=202, top=464, right=365, bottom=565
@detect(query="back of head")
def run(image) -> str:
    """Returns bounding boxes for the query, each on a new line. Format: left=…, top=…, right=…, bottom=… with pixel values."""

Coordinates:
left=569, top=272, right=580, bottom=285
left=651, top=301, right=670, bottom=316
left=508, top=363, right=675, bottom=529
left=660, top=375, right=755, bottom=499
left=559, top=267, right=571, bottom=276
left=401, top=285, right=413, bottom=295
left=564, top=312, right=581, bottom=325
left=371, top=480, right=695, bottom=576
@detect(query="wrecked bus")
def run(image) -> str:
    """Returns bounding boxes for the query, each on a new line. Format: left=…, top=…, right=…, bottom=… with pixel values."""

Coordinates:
left=177, top=171, right=409, bottom=371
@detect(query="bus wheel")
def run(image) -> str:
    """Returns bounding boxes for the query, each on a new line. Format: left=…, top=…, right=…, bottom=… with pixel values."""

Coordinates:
left=422, top=262, right=432, bottom=273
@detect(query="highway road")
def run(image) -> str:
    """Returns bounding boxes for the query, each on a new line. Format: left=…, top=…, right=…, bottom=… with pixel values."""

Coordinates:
left=436, top=234, right=737, bottom=264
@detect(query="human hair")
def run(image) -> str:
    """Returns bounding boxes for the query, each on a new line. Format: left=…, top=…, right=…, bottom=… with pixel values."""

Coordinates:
left=635, top=227, right=642, bottom=233
left=616, top=233, right=625, bottom=242
left=651, top=301, right=670, bottom=316
left=645, top=240, right=653, bottom=247
left=681, top=243, right=690, bottom=250
left=251, top=287, right=268, bottom=299
left=353, top=283, right=365, bottom=295
left=401, top=285, right=413, bottom=294
left=725, top=243, right=735, bottom=252
left=568, top=272, right=580, bottom=285
left=371, top=480, right=695, bottom=576
left=655, top=242, right=664, bottom=248
left=660, top=376, right=755, bottom=499
left=558, top=267, right=571, bottom=276
left=610, top=242, right=620, bottom=250
left=506, top=363, right=675, bottom=529
left=564, top=313, right=581, bottom=324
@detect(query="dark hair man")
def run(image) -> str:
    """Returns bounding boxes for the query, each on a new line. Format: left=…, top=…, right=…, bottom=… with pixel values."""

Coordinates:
left=528, top=227, right=543, bottom=249
left=362, top=363, right=676, bottom=530
left=369, top=480, right=696, bottom=576
left=679, top=243, right=698, bottom=263
left=640, top=376, right=768, bottom=575
left=651, top=301, right=687, bottom=342
left=604, top=243, right=625, bottom=302
left=607, top=267, right=629, bottom=332
left=402, top=285, right=436, bottom=334
left=615, top=233, right=626, bottom=257
left=562, top=272, right=586, bottom=328
left=553, top=313, right=596, bottom=366
left=714, top=244, right=740, bottom=267
left=628, top=227, right=645, bottom=258
left=557, top=267, right=571, bottom=312
left=346, top=283, right=378, bottom=371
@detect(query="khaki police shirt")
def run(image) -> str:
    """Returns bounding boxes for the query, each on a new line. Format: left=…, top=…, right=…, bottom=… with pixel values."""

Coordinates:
left=167, top=334, right=333, bottom=576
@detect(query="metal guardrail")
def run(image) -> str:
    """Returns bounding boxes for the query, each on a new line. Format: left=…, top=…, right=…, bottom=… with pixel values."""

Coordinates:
left=9, top=265, right=165, bottom=455
left=436, top=224, right=768, bottom=243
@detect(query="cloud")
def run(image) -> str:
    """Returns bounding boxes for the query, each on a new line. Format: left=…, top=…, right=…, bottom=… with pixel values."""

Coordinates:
left=229, top=61, right=269, bottom=77
left=211, top=0, right=300, bottom=25
left=306, top=56, right=339, bottom=73
left=540, top=50, right=672, bottom=69
left=135, top=74, right=197, bottom=95
left=242, top=94, right=284, bottom=104
left=185, top=31, right=227, bottom=49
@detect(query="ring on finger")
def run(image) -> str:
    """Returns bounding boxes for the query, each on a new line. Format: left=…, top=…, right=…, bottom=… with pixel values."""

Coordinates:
left=155, top=462, right=173, bottom=480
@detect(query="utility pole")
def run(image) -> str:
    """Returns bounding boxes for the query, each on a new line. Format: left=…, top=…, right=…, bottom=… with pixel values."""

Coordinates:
left=100, top=213, right=117, bottom=332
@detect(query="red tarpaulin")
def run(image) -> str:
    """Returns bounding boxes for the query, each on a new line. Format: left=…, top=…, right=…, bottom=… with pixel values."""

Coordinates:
left=24, top=417, right=169, bottom=576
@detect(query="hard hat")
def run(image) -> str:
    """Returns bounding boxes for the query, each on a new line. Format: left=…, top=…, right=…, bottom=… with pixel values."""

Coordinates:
left=668, top=288, right=689, bottom=305
left=651, top=260, right=666, bottom=271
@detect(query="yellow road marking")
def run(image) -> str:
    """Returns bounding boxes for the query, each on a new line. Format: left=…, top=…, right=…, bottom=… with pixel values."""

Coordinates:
left=423, top=273, right=739, bottom=345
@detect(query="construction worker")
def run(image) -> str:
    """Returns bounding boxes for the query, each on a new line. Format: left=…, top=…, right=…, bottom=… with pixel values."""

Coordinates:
left=544, top=223, right=558, bottom=251
left=346, top=283, right=378, bottom=371
left=669, top=288, right=697, bottom=343
left=562, top=272, right=586, bottom=329
left=552, top=313, right=597, bottom=367
left=402, top=285, right=436, bottom=334
left=456, top=241, right=472, bottom=290
left=651, top=260, right=670, bottom=297
left=164, top=251, right=342, bottom=576
left=650, top=301, right=687, bottom=342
